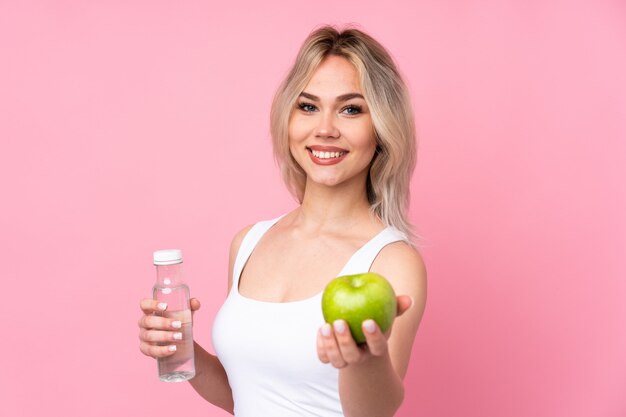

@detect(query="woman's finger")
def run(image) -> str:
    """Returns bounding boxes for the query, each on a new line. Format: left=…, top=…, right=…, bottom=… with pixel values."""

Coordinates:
left=138, top=314, right=183, bottom=331
left=332, top=320, right=362, bottom=365
left=316, top=331, right=330, bottom=364
left=139, top=328, right=183, bottom=344
left=396, top=295, right=413, bottom=317
left=139, top=298, right=168, bottom=315
left=320, top=324, right=347, bottom=369
left=140, top=298, right=200, bottom=314
left=362, top=320, right=388, bottom=356
left=139, top=341, right=178, bottom=358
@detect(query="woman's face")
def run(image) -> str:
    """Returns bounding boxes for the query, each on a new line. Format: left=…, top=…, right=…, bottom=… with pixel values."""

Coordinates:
left=288, top=55, right=377, bottom=190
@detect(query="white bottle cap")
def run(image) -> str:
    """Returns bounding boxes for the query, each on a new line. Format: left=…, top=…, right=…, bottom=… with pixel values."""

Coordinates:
left=153, top=249, right=183, bottom=265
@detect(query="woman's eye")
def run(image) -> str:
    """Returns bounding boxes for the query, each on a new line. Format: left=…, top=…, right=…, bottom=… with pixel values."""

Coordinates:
left=342, top=105, right=362, bottom=115
left=298, top=102, right=317, bottom=112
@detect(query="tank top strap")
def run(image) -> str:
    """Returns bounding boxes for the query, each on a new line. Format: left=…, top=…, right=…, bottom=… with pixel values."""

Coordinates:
left=338, top=227, right=408, bottom=276
left=232, top=215, right=284, bottom=288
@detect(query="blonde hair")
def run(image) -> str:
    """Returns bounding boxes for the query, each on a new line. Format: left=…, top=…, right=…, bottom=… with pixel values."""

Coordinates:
left=270, top=25, right=417, bottom=242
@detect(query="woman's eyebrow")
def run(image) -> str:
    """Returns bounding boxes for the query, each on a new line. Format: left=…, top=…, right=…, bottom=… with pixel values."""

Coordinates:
left=336, top=93, right=365, bottom=102
left=299, top=92, right=365, bottom=102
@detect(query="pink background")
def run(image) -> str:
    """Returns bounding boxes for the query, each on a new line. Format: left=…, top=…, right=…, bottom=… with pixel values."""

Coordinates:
left=1, top=1, right=625, bottom=416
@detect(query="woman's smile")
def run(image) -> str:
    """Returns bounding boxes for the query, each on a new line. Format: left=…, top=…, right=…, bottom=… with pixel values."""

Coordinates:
left=306, top=145, right=349, bottom=165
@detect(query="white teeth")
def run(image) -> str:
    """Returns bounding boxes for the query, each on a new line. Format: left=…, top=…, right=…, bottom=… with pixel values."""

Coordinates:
left=311, top=150, right=346, bottom=159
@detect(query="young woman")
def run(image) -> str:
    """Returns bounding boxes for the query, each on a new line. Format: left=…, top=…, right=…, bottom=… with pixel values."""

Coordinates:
left=138, top=26, right=427, bottom=417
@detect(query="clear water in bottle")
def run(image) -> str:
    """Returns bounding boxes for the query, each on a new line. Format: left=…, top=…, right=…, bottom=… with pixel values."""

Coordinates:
left=153, top=250, right=196, bottom=382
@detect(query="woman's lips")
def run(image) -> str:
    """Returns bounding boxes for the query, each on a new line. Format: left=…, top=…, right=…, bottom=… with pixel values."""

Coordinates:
left=306, top=146, right=349, bottom=165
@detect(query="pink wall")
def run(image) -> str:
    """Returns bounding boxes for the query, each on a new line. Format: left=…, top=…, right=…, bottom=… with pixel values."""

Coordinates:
left=1, top=1, right=625, bottom=416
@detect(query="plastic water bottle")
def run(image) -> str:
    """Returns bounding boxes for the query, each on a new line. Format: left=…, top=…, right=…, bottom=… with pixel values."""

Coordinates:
left=153, top=249, right=195, bottom=382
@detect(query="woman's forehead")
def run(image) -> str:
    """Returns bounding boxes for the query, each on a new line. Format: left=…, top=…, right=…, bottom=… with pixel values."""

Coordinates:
left=303, top=56, right=363, bottom=98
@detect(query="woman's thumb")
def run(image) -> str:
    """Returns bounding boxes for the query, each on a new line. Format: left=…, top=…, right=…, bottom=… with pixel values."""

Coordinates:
left=190, top=298, right=201, bottom=311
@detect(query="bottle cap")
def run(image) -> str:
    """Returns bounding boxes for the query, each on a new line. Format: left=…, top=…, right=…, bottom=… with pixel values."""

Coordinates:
left=153, top=249, right=183, bottom=265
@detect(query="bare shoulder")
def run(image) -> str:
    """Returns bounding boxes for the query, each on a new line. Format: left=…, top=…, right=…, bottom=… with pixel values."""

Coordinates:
left=371, top=241, right=427, bottom=305
left=227, top=224, right=255, bottom=291
left=230, top=224, right=255, bottom=256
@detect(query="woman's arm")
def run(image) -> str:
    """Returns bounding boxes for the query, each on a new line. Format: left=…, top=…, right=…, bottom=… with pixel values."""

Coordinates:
left=317, top=242, right=427, bottom=417
left=187, top=341, right=234, bottom=413
left=138, top=298, right=234, bottom=414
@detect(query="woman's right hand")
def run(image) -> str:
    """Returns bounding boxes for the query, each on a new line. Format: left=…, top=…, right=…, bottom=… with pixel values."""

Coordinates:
left=138, top=297, right=201, bottom=359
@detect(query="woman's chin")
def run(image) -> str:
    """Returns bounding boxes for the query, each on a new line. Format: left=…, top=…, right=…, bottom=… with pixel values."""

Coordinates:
left=307, top=175, right=342, bottom=188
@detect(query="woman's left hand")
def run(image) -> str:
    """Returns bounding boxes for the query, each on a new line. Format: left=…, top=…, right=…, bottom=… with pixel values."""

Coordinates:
left=316, top=295, right=413, bottom=368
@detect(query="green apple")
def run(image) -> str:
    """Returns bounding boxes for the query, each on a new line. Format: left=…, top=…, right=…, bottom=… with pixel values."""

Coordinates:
left=321, top=272, right=397, bottom=344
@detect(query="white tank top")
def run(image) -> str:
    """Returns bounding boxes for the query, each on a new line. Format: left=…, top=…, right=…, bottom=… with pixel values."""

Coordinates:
left=212, top=215, right=407, bottom=417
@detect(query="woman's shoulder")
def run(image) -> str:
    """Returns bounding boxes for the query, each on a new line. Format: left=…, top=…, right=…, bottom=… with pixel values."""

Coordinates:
left=228, top=213, right=289, bottom=258
left=375, top=239, right=426, bottom=272
left=226, top=224, right=255, bottom=290
left=229, top=224, right=255, bottom=256
left=371, top=238, right=427, bottom=296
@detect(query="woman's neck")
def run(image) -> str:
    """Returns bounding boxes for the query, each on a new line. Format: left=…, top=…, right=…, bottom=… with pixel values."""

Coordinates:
left=292, top=176, right=378, bottom=234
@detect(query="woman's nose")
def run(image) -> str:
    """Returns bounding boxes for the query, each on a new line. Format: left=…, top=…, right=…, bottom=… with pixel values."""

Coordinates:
left=314, top=112, right=340, bottom=139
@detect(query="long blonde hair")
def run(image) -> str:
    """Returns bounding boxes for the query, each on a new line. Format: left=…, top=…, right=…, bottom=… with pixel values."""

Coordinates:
left=270, top=25, right=417, bottom=242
